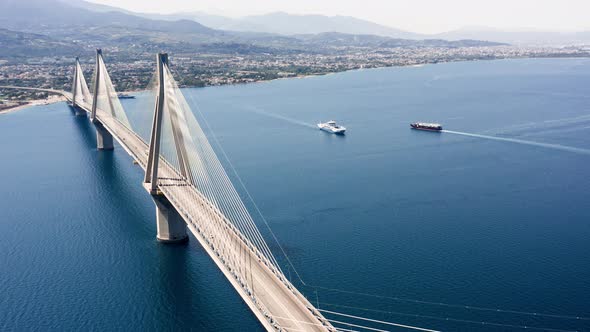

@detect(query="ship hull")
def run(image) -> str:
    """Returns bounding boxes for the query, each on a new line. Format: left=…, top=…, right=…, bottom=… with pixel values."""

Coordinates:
left=411, top=127, right=442, bottom=132
left=318, top=124, right=346, bottom=135
left=410, top=124, right=442, bottom=131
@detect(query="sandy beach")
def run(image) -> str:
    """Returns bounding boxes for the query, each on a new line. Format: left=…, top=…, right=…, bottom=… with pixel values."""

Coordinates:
left=0, top=95, right=66, bottom=115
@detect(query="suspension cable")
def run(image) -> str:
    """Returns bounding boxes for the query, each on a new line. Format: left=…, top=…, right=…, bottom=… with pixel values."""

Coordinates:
left=328, top=319, right=391, bottom=332
left=179, top=77, right=305, bottom=279
left=320, top=309, right=439, bottom=332
left=165, top=67, right=282, bottom=270
left=309, top=285, right=590, bottom=321
left=321, top=302, right=581, bottom=332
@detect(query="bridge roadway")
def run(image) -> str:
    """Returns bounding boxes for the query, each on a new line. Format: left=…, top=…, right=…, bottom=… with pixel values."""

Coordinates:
left=61, top=93, right=331, bottom=332
left=0, top=85, right=67, bottom=95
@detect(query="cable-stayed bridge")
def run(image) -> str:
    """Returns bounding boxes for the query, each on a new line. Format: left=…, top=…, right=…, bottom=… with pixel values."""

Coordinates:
left=60, top=50, right=338, bottom=332
left=4, top=50, right=588, bottom=332
left=0, top=51, right=496, bottom=332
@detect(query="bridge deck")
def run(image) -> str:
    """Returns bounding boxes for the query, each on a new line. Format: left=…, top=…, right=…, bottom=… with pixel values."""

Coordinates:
left=67, top=95, right=330, bottom=332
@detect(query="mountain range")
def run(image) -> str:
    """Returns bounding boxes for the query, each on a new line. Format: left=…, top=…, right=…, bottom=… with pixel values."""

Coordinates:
left=0, top=0, right=507, bottom=59
left=62, top=1, right=590, bottom=46
left=137, top=11, right=422, bottom=40
left=0, top=28, right=84, bottom=57
left=436, top=27, right=590, bottom=46
left=156, top=12, right=590, bottom=46
left=0, top=0, right=214, bottom=36
left=167, top=12, right=590, bottom=46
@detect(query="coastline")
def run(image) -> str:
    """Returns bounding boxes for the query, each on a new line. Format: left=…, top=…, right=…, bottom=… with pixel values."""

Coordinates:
left=0, top=95, right=66, bottom=115
left=4, top=56, right=589, bottom=108
left=181, top=55, right=590, bottom=90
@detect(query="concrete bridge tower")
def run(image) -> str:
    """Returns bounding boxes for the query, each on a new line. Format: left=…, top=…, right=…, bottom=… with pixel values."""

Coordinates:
left=90, top=49, right=115, bottom=150
left=72, top=57, right=78, bottom=109
left=71, top=57, right=87, bottom=117
left=143, top=53, right=188, bottom=244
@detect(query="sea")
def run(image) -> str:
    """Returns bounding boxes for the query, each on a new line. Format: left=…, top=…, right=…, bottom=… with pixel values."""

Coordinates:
left=1, top=58, right=589, bottom=331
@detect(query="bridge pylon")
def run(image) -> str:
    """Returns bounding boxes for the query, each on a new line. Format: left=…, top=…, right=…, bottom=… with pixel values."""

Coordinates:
left=72, top=57, right=78, bottom=109
left=144, top=53, right=188, bottom=243
left=71, top=57, right=89, bottom=117
left=90, top=49, right=115, bottom=150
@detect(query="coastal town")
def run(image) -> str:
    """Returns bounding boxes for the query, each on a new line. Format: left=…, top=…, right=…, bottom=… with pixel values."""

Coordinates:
left=1, top=44, right=588, bottom=112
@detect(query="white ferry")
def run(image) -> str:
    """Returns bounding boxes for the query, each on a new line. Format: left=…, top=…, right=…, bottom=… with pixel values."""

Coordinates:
left=318, top=120, right=346, bottom=135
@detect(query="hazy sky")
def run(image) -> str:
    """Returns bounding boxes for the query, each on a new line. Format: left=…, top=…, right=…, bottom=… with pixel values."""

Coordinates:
left=88, top=0, right=589, bottom=34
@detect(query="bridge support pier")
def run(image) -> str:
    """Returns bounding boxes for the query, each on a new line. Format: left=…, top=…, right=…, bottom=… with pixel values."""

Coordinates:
left=152, top=193, right=188, bottom=243
left=93, top=120, right=114, bottom=150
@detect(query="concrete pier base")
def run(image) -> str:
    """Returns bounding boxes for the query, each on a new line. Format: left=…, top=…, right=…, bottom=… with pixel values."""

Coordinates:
left=152, top=194, right=188, bottom=243
left=93, top=120, right=114, bottom=150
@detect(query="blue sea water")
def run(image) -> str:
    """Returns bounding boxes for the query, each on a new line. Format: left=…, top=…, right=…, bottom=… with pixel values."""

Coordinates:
left=1, top=58, right=589, bottom=331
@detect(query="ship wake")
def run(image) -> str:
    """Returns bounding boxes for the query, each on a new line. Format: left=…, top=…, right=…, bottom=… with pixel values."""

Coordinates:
left=243, top=106, right=316, bottom=129
left=442, top=130, right=590, bottom=156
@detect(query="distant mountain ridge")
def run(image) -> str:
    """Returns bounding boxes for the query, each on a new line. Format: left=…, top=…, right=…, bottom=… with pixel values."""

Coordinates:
left=0, top=0, right=506, bottom=59
left=435, top=26, right=590, bottom=46
left=0, top=0, right=214, bottom=36
left=64, top=2, right=590, bottom=45
left=200, top=12, right=421, bottom=39
left=12, top=0, right=587, bottom=46
left=0, top=28, right=83, bottom=57
left=61, top=2, right=422, bottom=39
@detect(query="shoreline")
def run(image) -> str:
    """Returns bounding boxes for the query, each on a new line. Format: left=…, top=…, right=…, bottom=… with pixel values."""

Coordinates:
left=3, top=56, right=588, bottom=109
left=175, top=55, right=590, bottom=90
left=0, top=95, right=66, bottom=115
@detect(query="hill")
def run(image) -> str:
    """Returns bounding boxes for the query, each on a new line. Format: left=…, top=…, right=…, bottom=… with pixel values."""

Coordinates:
left=0, top=0, right=506, bottom=59
left=204, top=12, right=421, bottom=39
left=0, top=0, right=214, bottom=37
left=0, top=28, right=83, bottom=57
left=63, top=3, right=421, bottom=39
